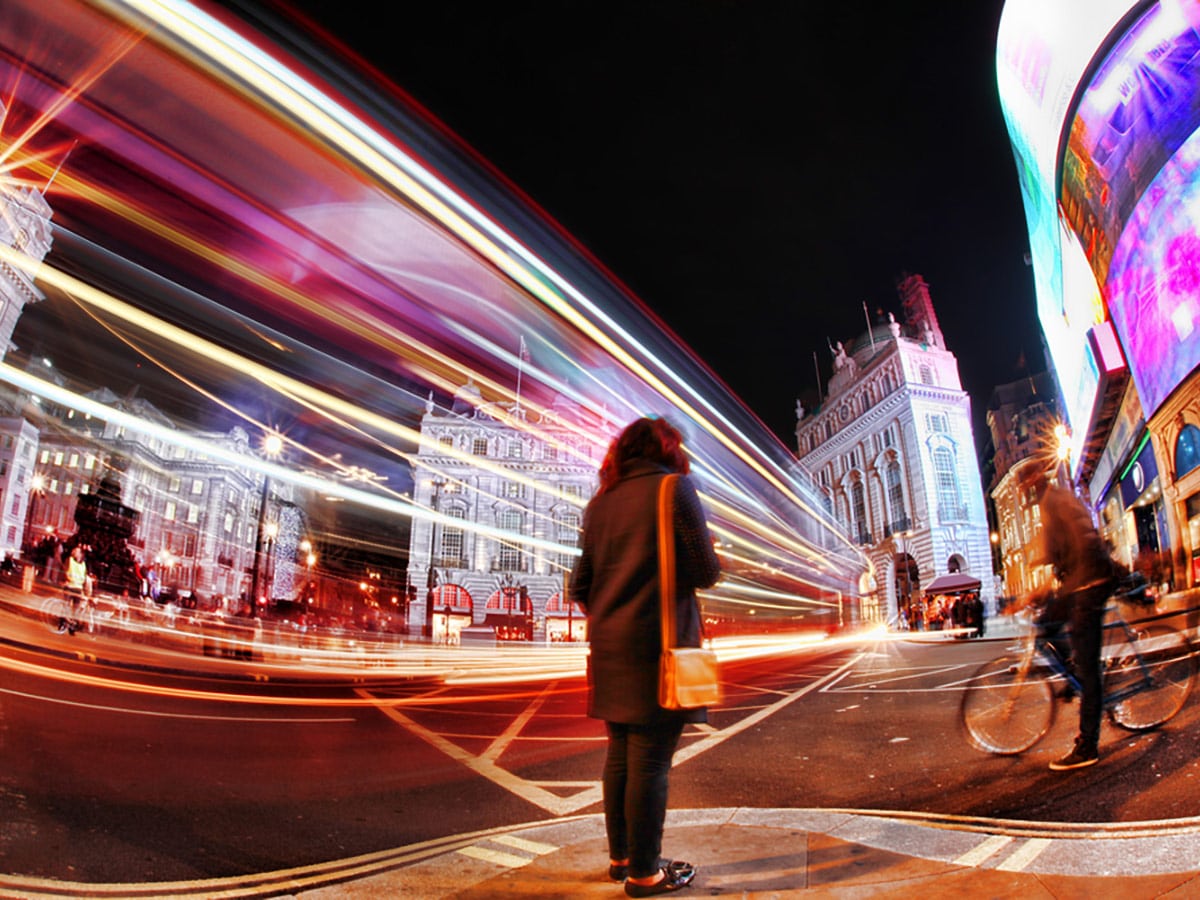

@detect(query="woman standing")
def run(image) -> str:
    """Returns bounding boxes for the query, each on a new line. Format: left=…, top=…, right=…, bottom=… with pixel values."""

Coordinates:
left=569, top=417, right=721, bottom=897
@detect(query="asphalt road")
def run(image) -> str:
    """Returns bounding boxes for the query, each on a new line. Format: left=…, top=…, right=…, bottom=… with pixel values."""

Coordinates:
left=1, top=600, right=1197, bottom=886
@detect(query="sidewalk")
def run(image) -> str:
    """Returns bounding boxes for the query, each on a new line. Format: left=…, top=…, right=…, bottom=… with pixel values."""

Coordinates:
left=282, top=807, right=1200, bottom=899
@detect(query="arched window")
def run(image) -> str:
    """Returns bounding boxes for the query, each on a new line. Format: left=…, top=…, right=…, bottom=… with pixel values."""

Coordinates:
left=886, top=457, right=906, bottom=529
left=1176, top=425, right=1200, bottom=478
left=851, top=478, right=868, bottom=544
left=932, top=447, right=963, bottom=521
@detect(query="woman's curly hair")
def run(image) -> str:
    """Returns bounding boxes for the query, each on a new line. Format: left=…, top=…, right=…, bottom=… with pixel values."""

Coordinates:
left=597, top=417, right=689, bottom=494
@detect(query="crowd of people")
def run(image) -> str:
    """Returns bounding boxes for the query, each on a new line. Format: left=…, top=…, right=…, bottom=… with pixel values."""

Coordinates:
left=898, top=591, right=985, bottom=636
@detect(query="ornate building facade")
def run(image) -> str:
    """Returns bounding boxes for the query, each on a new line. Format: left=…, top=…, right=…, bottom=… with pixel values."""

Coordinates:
left=986, top=372, right=1060, bottom=603
left=794, top=274, right=994, bottom=626
left=407, top=381, right=602, bottom=642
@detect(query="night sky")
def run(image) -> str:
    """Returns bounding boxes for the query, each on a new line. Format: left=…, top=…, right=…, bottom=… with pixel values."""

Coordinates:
left=272, top=0, right=1046, bottom=450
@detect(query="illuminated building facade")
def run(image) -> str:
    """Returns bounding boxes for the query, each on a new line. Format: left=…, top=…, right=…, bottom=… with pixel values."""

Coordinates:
left=998, top=0, right=1200, bottom=593
left=795, top=274, right=995, bottom=626
left=0, top=175, right=52, bottom=559
left=408, top=380, right=600, bottom=642
left=12, top=376, right=287, bottom=609
left=986, top=373, right=1061, bottom=600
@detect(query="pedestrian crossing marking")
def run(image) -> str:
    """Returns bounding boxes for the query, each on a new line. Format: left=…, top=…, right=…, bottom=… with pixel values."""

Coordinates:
left=493, top=834, right=557, bottom=855
left=954, top=834, right=1011, bottom=867
left=996, top=837, right=1051, bottom=871
left=457, top=845, right=532, bottom=868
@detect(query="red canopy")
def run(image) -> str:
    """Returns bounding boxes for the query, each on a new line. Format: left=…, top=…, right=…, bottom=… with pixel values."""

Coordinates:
left=924, top=573, right=982, bottom=595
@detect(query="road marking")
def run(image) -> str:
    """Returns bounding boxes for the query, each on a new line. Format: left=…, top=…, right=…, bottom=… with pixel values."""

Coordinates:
left=0, top=687, right=353, bottom=723
left=996, top=837, right=1051, bottom=871
left=457, top=845, right=534, bottom=868
left=493, top=834, right=557, bottom=855
left=954, top=834, right=1012, bottom=867
left=481, top=682, right=553, bottom=763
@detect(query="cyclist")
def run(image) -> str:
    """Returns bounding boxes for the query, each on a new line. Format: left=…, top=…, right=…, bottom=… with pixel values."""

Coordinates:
left=60, top=544, right=91, bottom=635
left=1023, top=468, right=1122, bottom=771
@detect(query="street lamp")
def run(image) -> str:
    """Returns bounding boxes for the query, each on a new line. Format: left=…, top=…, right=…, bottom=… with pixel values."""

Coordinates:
left=424, top=475, right=445, bottom=639
left=248, top=431, right=283, bottom=617
left=1054, top=422, right=1071, bottom=486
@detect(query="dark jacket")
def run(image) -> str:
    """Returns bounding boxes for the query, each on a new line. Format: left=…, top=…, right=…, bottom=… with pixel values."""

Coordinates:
left=568, top=461, right=721, bottom=724
left=1038, top=485, right=1116, bottom=594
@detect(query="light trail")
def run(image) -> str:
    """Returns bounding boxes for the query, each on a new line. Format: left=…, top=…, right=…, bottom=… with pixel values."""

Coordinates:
left=0, top=0, right=872, bottom=665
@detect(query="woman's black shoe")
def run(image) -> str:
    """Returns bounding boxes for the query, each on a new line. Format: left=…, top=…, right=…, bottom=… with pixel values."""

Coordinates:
left=624, top=862, right=696, bottom=897
left=612, top=859, right=690, bottom=882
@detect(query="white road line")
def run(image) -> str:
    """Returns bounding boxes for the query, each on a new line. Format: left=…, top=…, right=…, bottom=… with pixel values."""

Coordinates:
left=492, top=834, right=557, bottom=855
left=996, top=837, right=1052, bottom=871
left=673, top=654, right=863, bottom=767
left=953, top=834, right=1012, bottom=867
left=457, top=845, right=532, bottom=868
left=0, top=686, right=353, bottom=722
left=481, top=682, right=553, bottom=763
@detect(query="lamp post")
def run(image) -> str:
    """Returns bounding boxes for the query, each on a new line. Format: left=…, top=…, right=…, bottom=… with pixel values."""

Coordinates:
left=1054, top=422, right=1072, bottom=487
left=248, top=431, right=283, bottom=617
left=423, top=476, right=445, bottom=639
left=22, top=473, right=45, bottom=558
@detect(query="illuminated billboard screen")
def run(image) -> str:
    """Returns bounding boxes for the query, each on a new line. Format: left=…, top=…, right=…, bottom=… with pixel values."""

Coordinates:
left=1061, top=2, right=1200, bottom=287
left=1106, top=125, right=1200, bottom=416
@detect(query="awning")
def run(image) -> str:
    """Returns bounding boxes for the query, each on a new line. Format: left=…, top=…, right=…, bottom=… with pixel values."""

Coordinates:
left=924, top=573, right=982, bottom=595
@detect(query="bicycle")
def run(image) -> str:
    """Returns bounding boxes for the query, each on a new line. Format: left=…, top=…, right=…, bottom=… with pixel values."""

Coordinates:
left=39, top=590, right=96, bottom=636
left=961, top=603, right=1195, bottom=754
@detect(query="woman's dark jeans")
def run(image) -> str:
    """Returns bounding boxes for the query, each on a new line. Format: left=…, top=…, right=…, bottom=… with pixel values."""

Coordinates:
left=603, top=719, right=685, bottom=878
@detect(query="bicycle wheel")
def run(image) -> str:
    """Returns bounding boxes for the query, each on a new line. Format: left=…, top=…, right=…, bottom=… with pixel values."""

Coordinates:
left=39, top=595, right=68, bottom=632
left=961, top=654, right=1055, bottom=754
left=1109, top=625, right=1195, bottom=731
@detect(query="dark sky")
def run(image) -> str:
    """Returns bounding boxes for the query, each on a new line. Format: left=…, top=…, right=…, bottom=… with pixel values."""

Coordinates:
left=273, top=0, right=1045, bottom=449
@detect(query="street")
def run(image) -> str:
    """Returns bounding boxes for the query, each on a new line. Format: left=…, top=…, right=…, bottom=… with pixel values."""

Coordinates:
left=1, top=599, right=1197, bottom=886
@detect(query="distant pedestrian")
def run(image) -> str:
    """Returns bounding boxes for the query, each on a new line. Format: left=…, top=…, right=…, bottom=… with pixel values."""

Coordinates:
left=569, top=417, right=720, bottom=896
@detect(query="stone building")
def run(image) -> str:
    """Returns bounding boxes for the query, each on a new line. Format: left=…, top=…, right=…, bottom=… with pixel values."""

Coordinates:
left=794, top=274, right=994, bottom=627
left=407, top=381, right=603, bottom=642
left=985, top=372, right=1060, bottom=602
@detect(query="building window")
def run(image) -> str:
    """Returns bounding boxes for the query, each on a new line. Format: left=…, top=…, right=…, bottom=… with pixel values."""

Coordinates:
left=472, top=438, right=488, bottom=456
left=886, top=458, right=906, bottom=528
left=851, top=479, right=869, bottom=544
left=503, top=480, right=524, bottom=499
left=191, top=479, right=204, bottom=495
left=439, top=435, right=453, bottom=449
left=498, top=508, right=524, bottom=571
left=932, top=447, right=963, bottom=521
left=557, top=511, right=580, bottom=568
left=440, top=507, right=465, bottom=568
left=1176, top=425, right=1200, bottom=479
left=169, top=477, right=181, bottom=493
left=543, top=444, right=558, bottom=461
left=164, top=501, right=177, bottom=521
left=919, top=365, right=934, bottom=385
left=926, top=413, right=948, bottom=434
left=507, top=441, right=523, bottom=459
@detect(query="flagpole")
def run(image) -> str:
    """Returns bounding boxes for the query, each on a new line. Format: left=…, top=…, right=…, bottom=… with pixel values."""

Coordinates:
left=812, top=351, right=823, bottom=399
left=863, top=302, right=876, bottom=351
left=515, top=336, right=527, bottom=415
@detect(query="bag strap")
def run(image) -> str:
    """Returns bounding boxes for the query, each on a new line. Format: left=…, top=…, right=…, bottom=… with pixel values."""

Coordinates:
left=658, top=474, right=678, bottom=654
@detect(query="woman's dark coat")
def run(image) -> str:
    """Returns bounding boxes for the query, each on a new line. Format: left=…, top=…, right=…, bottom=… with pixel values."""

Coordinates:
left=568, top=461, right=721, bottom=725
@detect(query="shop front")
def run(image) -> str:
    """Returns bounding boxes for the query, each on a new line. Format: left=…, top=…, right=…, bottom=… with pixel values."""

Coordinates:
left=544, top=591, right=586, bottom=642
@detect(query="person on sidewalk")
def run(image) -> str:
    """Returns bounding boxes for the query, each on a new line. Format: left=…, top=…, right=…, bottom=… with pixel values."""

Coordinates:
left=569, top=417, right=721, bottom=896
left=1024, top=467, right=1121, bottom=771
